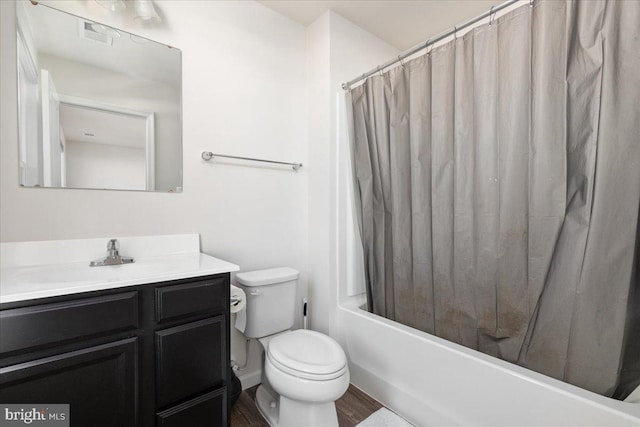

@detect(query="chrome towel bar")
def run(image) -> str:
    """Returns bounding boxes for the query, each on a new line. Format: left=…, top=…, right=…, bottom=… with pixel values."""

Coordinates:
left=201, top=151, right=302, bottom=171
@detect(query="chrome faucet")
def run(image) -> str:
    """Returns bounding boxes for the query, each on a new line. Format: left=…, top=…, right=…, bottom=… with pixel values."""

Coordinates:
left=90, top=239, right=135, bottom=267
left=107, top=239, right=119, bottom=258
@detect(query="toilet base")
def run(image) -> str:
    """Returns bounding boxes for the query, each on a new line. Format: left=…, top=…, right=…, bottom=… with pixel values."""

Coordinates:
left=255, top=384, right=279, bottom=426
left=279, top=395, right=338, bottom=427
left=255, top=383, right=338, bottom=427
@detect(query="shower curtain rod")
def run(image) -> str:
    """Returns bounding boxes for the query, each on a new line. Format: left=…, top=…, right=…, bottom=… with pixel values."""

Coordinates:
left=342, top=0, right=523, bottom=90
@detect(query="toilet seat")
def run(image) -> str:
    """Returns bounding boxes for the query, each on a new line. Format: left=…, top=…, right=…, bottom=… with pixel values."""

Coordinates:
left=267, top=330, right=347, bottom=381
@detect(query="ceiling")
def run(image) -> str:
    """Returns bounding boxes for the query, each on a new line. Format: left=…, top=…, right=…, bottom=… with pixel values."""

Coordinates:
left=22, top=1, right=180, bottom=87
left=259, top=0, right=504, bottom=51
left=60, top=104, right=146, bottom=149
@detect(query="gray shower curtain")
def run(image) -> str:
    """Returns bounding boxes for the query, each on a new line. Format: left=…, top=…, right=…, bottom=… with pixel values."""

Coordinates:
left=348, top=0, right=640, bottom=398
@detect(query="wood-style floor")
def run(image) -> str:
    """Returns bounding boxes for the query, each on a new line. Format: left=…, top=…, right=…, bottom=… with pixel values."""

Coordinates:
left=231, top=384, right=383, bottom=427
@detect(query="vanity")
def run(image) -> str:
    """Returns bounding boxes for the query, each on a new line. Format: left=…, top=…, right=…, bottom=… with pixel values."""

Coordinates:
left=0, top=235, right=239, bottom=427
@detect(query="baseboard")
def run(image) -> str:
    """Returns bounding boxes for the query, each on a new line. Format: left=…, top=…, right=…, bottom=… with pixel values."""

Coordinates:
left=237, top=368, right=261, bottom=390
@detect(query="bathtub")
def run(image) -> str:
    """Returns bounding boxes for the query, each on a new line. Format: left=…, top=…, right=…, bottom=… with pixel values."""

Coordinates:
left=335, top=92, right=640, bottom=426
left=335, top=296, right=640, bottom=426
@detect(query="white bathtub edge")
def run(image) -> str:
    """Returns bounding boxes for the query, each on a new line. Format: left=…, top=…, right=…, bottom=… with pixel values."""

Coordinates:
left=336, top=297, right=640, bottom=426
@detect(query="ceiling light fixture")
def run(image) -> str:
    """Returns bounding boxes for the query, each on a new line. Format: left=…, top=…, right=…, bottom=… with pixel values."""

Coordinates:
left=93, top=0, right=162, bottom=27
left=95, top=0, right=126, bottom=13
left=133, top=0, right=162, bottom=25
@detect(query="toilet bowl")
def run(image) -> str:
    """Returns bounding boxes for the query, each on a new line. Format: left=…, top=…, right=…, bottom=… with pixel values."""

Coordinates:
left=234, top=268, right=350, bottom=427
left=257, top=330, right=349, bottom=427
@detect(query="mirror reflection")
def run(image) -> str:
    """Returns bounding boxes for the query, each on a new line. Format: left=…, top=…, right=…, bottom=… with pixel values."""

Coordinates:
left=16, top=1, right=182, bottom=192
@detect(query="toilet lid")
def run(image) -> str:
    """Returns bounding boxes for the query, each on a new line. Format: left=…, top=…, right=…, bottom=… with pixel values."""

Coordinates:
left=267, top=330, right=347, bottom=380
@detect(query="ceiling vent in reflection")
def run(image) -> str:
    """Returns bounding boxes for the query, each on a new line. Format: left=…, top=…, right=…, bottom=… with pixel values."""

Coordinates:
left=78, top=20, right=121, bottom=46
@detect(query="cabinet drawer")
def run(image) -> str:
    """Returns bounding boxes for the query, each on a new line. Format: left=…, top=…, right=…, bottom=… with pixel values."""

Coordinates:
left=155, top=316, right=226, bottom=408
left=155, top=277, right=226, bottom=323
left=0, top=338, right=138, bottom=427
left=156, top=389, right=226, bottom=427
left=0, top=292, right=139, bottom=355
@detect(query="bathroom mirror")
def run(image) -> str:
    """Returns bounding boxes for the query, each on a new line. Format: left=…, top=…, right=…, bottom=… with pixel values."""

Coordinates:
left=16, top=1, right=182, bottom=192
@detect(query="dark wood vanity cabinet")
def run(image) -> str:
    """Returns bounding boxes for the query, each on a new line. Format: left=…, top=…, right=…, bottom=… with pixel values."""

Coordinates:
left=0, top=274, right=230, bottom=427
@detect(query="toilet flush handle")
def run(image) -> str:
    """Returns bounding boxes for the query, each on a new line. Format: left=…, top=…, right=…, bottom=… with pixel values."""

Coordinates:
left=249, top=289, right=261, bottom=296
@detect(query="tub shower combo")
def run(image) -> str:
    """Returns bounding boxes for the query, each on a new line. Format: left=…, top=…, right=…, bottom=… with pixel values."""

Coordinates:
left=340, top=0, right=640, bottom=425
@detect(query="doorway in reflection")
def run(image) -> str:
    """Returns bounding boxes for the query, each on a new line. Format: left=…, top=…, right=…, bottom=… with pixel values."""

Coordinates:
left=60, top=102, right=152, bottom=191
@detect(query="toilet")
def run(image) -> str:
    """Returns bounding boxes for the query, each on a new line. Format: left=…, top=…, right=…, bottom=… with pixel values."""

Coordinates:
left=234, top=267, right=349, bottom=427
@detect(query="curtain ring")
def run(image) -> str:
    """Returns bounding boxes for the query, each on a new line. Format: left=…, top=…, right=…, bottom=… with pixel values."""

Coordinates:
left=453, top=26, right=457, bottom=40
left=377, top=66, right=383, bottom=77
left=529, top=0, right=534, bottom=7
left=489, top=6, right=495, bottom=27
left=427, top=43, right=433, bottom=56
left=398, top=55, right=406, bottom=69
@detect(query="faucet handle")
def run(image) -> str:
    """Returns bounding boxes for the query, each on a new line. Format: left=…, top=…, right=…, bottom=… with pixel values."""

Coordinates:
left=107, top=239, right=120, bottom=258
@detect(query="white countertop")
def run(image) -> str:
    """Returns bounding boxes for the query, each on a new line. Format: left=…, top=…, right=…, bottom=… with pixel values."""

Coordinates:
left=0, top=234, right=239, bottom=304
left=0, top=253, right=239, bottom=304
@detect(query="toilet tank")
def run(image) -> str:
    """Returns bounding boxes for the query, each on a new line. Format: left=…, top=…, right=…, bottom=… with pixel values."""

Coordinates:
left=235, top=267, right=299, bottom=338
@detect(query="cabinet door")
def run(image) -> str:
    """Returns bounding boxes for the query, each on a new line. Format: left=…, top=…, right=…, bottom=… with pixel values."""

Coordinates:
left=0, top=338, right=138, bottom=427
left=155, top=316, right=225, bottom=408
left=156, top=389, right=225, bottom=427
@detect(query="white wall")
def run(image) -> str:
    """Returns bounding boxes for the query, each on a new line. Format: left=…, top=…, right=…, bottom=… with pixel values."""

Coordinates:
left=65, top=141, right=146, bottom=190
left=305, top=11, right=399, bottom=335
left=306, top=13, right=332, bottom=334
left=1, top=0, right=309, bottom=386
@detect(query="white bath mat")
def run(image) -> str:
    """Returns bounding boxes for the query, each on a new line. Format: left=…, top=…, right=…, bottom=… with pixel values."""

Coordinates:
left=357, top=408, right=414, bottom=427
left=624, top=384, right=640, bottom=403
